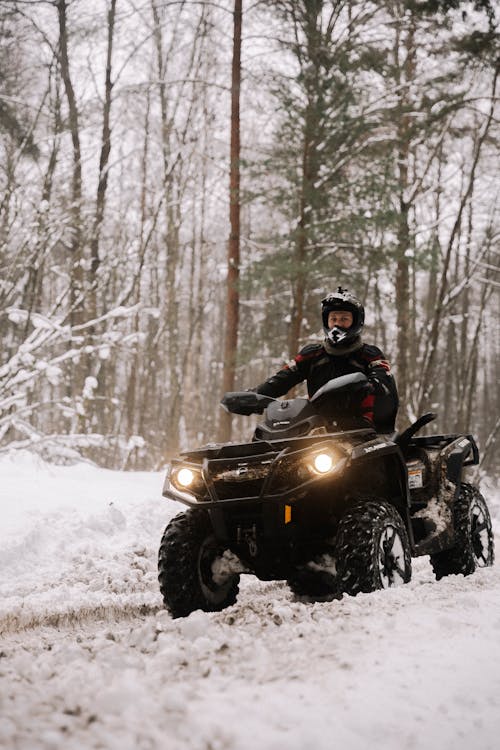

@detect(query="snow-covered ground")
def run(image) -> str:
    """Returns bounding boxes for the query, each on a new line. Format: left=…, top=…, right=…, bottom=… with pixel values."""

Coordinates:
left=1, top=452, right=499, bottom=750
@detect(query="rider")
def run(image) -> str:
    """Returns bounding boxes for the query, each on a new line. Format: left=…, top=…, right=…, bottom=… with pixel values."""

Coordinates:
left=252, top=288, right=399, bottom=432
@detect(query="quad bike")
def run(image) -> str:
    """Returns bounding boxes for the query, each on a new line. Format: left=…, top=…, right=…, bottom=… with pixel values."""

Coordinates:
left=158, top=373, right=494, bottom=618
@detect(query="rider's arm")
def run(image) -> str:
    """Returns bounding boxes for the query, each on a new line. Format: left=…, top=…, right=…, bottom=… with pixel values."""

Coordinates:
left=252, top=344, right=323, bottom=398
left=360, top=345, right=399, bottom=429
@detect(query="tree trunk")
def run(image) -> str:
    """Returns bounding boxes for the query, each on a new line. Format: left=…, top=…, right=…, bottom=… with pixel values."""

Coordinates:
left=151, top=0, right=182, bottom=457
left=289, top=79, right=315, bottom=359
left=395, top=199, right=411, bottom=412
left=57, top=0, right=86, bottom=413
left=22, top=71, right=62, bottom=337
left=219, top=0, right=242, bottom=442
left=57, top=0, right=84, bottom=331
left=89, top=0, right=117, bottom=322
left=394, top=12, right=416, bottom=415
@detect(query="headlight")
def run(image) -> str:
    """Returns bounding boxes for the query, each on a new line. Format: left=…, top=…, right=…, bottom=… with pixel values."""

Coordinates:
left=176, top=468, right=195, bottom=488
left=307, top=447, right=344, bottom=476
left=170, top=466, right=202, bottom=493
left=164, top=464, right=206, bottom=501
left=313, top=452, right=334, bottom=474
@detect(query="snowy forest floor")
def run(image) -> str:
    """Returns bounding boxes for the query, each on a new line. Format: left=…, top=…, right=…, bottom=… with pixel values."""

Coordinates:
left=1, top=452, right=499, bottom=750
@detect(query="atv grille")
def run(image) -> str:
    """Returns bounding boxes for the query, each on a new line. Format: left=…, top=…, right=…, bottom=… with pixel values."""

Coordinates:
left=211, top=478, right=266, bottom=500
left=207, top=456, right=276, bottom=501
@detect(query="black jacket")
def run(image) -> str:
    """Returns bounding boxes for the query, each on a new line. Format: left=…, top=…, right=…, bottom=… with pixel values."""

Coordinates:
left=253, top=340, right=398, bottom=432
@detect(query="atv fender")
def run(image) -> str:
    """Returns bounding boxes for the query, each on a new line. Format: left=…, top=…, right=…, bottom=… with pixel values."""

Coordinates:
left=411, top=435, right=479, bottom=556
left=348, top=438, right=414, bottom=547
left=446, top=435, right=478, bottom=487
left=350, top=438, right=410, bottom=508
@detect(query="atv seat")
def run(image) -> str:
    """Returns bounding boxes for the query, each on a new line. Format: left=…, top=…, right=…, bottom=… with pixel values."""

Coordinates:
left=392, top=412, right=437, bottom=452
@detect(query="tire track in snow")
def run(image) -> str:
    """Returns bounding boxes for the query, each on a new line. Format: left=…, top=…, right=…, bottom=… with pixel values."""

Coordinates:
left=0, top=591, right=163, bottom=636
left=3, top=561, right=499, bottom=637
left=0, top=580, right=289, bottom=637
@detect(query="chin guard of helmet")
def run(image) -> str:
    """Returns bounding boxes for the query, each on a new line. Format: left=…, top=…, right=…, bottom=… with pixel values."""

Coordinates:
left=326, top=326, right=349, bottom=346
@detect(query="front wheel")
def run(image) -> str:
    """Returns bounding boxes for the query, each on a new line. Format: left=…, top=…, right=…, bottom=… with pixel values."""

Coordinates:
left=430, top=483, right=494, bottom=580
left=158, top=510, right=240, bottom=618
left=335, top=500, right=412, bottom=596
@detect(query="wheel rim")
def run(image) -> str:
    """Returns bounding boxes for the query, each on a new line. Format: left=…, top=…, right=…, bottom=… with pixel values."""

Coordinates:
left=378, top=525, right=407, bottom=588
left=470, top=502, right=492, bottom=567
left=197, top=537, right=235, bottom=605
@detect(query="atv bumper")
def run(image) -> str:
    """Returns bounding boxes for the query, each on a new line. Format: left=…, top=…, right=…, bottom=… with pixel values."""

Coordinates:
left=162, top=439, right=350, bottom=508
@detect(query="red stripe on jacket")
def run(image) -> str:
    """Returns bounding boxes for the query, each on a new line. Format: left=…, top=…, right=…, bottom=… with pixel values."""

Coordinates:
left=360, top=392, right=375, bottom=425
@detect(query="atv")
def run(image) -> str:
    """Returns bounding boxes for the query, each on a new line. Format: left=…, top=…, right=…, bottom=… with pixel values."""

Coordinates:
left=158, top=373, right=494, bottom=618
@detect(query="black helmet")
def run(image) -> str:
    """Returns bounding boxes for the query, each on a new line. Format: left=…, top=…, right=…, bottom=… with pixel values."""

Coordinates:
left=321, top=287, right=365, bottom=347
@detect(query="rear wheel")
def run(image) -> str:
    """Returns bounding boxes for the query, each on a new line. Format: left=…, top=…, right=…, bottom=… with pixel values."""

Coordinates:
left=430, top=483, right=494, bottom=580
left=335, top=500, right=412, bottom=596
left=158, top=510, right=240, bottom=618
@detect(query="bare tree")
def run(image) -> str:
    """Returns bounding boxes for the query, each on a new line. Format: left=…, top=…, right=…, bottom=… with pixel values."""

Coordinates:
left=89, top=0, right=117, bottom=323
left=56, top=0, right=84, bottom=333
left=220, top=0, right=242, bottom=442
left=417, top=66, right=498, bottom=416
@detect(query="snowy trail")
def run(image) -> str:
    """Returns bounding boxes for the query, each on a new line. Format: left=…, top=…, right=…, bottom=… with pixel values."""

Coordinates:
left=1, top=453, right=500, bottom=750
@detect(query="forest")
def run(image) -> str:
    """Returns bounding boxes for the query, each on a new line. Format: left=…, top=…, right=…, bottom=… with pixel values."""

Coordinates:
left=0, top=0, right=498, bottom=473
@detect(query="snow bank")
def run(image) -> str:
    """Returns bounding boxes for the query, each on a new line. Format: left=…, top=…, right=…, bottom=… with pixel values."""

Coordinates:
left=0, top=451, right=175, bottom=631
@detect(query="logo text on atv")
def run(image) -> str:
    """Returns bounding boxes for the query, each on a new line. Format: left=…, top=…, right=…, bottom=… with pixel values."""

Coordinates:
left=363, top=444, right=383, bottom=454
